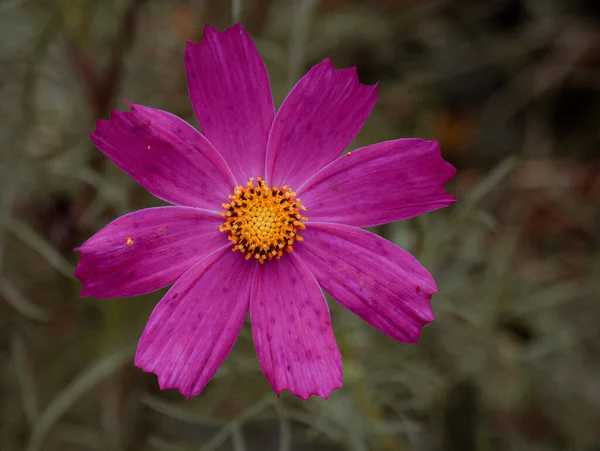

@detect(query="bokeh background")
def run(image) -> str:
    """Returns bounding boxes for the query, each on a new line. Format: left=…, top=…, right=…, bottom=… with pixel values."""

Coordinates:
left=1, top=0, right=599, bottom=450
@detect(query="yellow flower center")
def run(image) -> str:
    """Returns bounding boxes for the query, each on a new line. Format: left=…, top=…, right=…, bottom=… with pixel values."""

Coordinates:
left=219, top=177, right=307, bottom=264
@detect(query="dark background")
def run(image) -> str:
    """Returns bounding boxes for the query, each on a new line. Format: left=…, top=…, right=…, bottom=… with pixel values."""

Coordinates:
left=1, top=0, right=599, bottom=450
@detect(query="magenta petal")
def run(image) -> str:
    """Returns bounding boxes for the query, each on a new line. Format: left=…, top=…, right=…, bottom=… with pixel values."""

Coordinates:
left=295, top=223, right=436, bottom=343
left=298, top=139, right=456, bottom=227
left=250, top=254, right=342, bottom=399
left=135, top=247, right=253, bottom=399
left=265, top=59, right=377, bottom=189
left=75, top=207, right=227, bottom=299
left=92, top=103, right=235, bottom=209
left=185, top=24, right=274, bottom=183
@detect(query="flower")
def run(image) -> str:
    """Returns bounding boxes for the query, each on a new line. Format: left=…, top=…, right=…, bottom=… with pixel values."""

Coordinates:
left=75, top=23, right=456, bottom=400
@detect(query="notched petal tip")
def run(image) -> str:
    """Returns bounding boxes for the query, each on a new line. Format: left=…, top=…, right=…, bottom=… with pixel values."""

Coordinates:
left=74, top=281, right=96, bottom=300
left=77, top=286, right=92, bottom=299
left=90, top=100, right=236, bottom=208
left=184, top=39, right=198, bottom=53
left=73, top=256, right=104, bottom=299
left=296, top=225, right=438, bottom=343
left=441, top=163, right=458, bottom=185
left=91, top=100, right=136, bottom=128
left=394, top=296, right=435, bottom=344
left=185, top=19, right=273, bottom=184
left=98, top=101, right=140, bottom=126
left=198, top=22, right=247, bottom=45
left=200, top=23, right=216, bottom=40
left=135, top=361, right=198, bottom=399
left=74, top=259, right=89, bottom=297
left=274, top=377, right=343, bottom=400
left=269, top=368, right=343, bottom=400
left=192, top=23, right=251, bottom=54
left=444, top=192, right=458, bottom=207
left=433, top=143, right=458, bottom=205
left=187, top=22, right=246, bottom=48
left=337, top=65, right=365, bottom=87
left=416, top=317, right=436, bottom=341
left=412, top=139, right=457, bottom=209
left=92, top=117, right=110, bottom=137
left=108, top=108, right=124, bottom=122
left=407, top=290, right=436, bottom=344
left=315, top=58, right=379, bottom=89
left=133, top=250, right=252, bottom=400
left=406, top=328, right=425, bottom=345
left=251, top=256, right=344, bottom=401
left=340, top=65, right=358, bottom=78
left=320, top=57, right=334, bottom=70
left=74, top=248, right=93, bottom=299
left=229, top=21, right=244, bottom=33
left=267, top=56, right=378, bottom=187
left=202, top=22, right=220, bottom=37
left=428, top=139, right=458, bottom=179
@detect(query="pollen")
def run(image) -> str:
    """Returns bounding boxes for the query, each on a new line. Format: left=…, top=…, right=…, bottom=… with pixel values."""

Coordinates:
left=126, top=237, right=134, bottom=246
left=219, top=177, right=307, bottom=264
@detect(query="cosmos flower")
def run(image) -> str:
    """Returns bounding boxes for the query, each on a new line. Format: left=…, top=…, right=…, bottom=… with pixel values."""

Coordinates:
left=75, top=23, right=456, bottom=400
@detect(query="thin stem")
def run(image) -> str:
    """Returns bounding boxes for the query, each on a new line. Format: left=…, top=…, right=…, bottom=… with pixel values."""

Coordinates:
left=287, top=0, right=319, bottom=88
left=232, top=0, right=243, bottom=23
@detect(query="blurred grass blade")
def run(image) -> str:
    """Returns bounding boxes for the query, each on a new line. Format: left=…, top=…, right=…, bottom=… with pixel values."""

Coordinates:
left=231, top=0, right=243, bottom=23
left=1, top=277, right=50, bottom=321
left=74, top=167, right=129, bottom=210
left=148, top=436, right=191, bottom=451
left=200, top=394, right=274, bottom=451
left=0, top=0, right=30, bottom=13
left=513, top=283, right=594, bottom=315
left=287, top=0, right=319, bottom=87
left=460, top=156, right=518, bottom=210
left=54, top=424, right=105, bottom=451
left=26, top=344, right=136, bottom=451
left=275, top=403, right=291, bottom=451
left=141, top=394, right=222, bottom=426
left=282, top=408, right=341, bottom=442
left=11, top=335, right=40, bottom=425
left=230, top=424, right=247, bottom=451
left=3, top=216, right=74, bottom=279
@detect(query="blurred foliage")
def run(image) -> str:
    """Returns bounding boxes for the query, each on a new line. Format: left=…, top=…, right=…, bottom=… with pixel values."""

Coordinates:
left=1, top=0, right=599, bottom=450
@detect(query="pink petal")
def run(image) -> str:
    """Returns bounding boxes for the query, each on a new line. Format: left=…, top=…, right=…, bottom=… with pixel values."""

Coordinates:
left=92, top=103, right=235, bottom=209
left=250, top=254, right=342, bottom=399
left=298, top=139, right=456, bottom=227
left=295, top=223, right=436, bottom=343
left=135, top=246, right=254, bottom=399
left=75, top=207, right=227, bottom=298
left=185, top=24, right=274, bottom=184
left=265, top=59, right=377, bottom=189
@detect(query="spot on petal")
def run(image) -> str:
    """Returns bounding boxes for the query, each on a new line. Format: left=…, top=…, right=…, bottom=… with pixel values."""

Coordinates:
left=126, top=237, right=134, bottom=246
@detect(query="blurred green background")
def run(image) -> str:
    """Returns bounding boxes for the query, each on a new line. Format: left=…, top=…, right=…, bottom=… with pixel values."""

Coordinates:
left=1, top=0, right=599, bottom=450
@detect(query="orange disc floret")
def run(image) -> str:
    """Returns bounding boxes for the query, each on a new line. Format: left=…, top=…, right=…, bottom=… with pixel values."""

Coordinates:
left=219, top=177, right=307, bottom=264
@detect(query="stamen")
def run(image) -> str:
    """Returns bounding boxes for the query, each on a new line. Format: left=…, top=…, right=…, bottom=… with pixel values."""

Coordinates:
left=220, top=177, right=307, bottom=264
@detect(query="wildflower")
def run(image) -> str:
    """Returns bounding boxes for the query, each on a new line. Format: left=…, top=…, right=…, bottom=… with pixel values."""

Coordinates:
left=75, top=23, right=456, bottom=400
